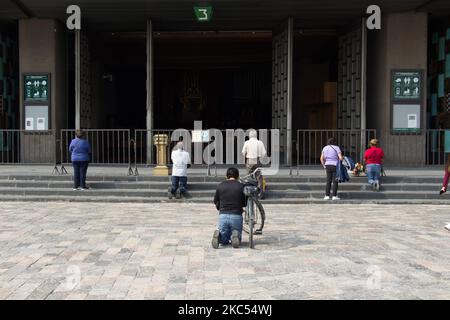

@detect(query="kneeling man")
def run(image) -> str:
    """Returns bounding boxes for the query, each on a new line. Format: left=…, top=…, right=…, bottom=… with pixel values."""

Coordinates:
left=212, top=168, right=246, bottom=249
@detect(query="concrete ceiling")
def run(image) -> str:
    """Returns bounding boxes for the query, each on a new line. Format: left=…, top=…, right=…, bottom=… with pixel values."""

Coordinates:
left=0, top=0, right=449, bottom=31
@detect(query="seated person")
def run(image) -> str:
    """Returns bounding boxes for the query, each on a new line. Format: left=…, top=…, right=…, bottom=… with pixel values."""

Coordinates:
left=211, top=167, right=246, bottom=249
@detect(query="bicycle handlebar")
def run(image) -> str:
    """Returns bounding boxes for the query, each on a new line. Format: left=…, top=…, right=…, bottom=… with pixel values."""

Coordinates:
left=251, top=167, right=263, bottom=177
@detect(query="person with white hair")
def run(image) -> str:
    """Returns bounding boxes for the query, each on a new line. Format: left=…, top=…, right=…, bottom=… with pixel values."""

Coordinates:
left=168, top=141, right=191, bottom=199
left=242, top=129, right=267, bottom=174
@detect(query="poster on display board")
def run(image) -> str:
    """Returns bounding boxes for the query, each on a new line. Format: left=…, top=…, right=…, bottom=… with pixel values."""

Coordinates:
left=192, top=130, right=210, bottom=143
left=24, top=105, right=48, bottom=131
left=25, top=117, right=33, bottom=130
left=392, top=104, right=421, bottom=131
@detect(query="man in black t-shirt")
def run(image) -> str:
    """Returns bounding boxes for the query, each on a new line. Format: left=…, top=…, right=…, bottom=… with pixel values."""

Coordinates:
left=212, top=168, right=246, bottom=249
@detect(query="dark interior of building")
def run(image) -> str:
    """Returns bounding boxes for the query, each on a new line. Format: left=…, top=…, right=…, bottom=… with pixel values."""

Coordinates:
left=83, top=31, right=272, bottom=130
left=154, top=32, right=272, bottom=130
left=75, top=30, right=340, bottom=131
left=293, top=31, right=338, bottom=132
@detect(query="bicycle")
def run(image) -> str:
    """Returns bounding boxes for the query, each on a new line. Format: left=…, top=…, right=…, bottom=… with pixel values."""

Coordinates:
left=240, top=167, right=266, bottom=248
left=246, top=163, right=267, bottom=199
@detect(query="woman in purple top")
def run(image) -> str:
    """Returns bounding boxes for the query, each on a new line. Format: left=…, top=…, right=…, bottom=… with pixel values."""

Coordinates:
left=69, top=130, right=91, bottom=190
left=320, top=137, right=343, bottom=200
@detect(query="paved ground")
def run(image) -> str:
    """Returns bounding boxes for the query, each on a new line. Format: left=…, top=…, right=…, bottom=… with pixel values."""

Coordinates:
left=0, top=202, right=450, bottom=300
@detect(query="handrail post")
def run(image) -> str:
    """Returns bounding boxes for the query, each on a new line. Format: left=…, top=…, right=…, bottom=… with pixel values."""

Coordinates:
left=60, top=130, right=68, bottom=174
left=52, top=130, right=60, bottom=174
left=133, top=130, right=139, bottom=176
left=127, top=129, right=132, bottom=176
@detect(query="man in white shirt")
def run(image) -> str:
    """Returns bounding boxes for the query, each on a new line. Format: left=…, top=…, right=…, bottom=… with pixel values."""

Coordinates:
left=169, top=141, right=191, bottom=199
left=242, top=129, right=267, bottom=174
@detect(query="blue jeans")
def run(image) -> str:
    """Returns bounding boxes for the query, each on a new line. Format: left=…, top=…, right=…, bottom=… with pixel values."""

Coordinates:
left=366, top=164, right=381, bottom=185
left=218, top=213, right=243, bottom=245
left=72, top=161, right=89, bottom=188
left=170, top=176, right=187, bottom=194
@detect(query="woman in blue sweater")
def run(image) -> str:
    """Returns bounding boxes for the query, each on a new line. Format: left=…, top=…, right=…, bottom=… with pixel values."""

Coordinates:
left=69, top=130, right=91, bottom=190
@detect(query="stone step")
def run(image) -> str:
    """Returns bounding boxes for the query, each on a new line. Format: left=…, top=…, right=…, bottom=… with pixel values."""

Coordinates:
left=0, top=187, right=445, bottom=200
left=0, top=180, right=442, bottom=191
left=0, top=174, right=445, bottom=184
left=0, top=194, right=449, bottom=205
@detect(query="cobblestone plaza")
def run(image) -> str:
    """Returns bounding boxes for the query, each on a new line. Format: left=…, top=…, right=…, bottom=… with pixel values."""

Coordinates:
left=0, top=202, right=449, bottom=300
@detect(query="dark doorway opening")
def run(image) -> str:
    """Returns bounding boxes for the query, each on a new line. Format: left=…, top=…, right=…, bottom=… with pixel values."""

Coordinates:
left=154, top=32, right=272, bottom=130
left=90, top=32, right=146, bottom=129
left=293, top=31, right=339, bottom=132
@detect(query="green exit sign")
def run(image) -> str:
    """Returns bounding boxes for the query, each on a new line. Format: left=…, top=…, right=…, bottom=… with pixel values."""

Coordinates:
left=194, top=6, right=213, bottom=22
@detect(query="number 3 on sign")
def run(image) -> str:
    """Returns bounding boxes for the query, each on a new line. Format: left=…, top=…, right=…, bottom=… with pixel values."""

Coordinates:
left=194, top=6, right=212, bottom=22
left=198, top=9, right=208, bottom=21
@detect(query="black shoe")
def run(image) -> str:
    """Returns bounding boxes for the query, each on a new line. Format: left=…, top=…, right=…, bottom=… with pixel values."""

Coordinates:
left=374, top=182, right=380, bottom=192
left=168, top=187, right=173, bottom=200
left=211, top=230, right=220, bottom=249
left=440, top=188, right=446, bottom=195
left=175, top=190, right=181, bottom=199
left=231, top=230, right=240, bottom=248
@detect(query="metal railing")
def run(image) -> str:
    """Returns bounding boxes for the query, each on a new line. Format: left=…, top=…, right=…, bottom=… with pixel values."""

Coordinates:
left=133, top=129, right=174, bottom=165
left=2, top=128, right=450, bottom=175
left=0, top=129, right=57, bottom=166
left=426, top=129, right=448, bottom=166
left=295, top=129, right=377, bottom=168
left=60, top=129, right=132, bottom=174
left=379, top=129, right=447, bottom=166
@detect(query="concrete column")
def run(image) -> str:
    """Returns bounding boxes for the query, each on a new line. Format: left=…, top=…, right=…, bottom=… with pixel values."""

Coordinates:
left=19, top=18, right=67, bottom=163
left=146, top=20, right=154, bottom=164
left=367, top=12, right=428, bottom=165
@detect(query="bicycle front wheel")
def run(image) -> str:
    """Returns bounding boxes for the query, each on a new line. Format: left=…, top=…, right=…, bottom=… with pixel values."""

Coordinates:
left=248, top=200, right=254, bottom=249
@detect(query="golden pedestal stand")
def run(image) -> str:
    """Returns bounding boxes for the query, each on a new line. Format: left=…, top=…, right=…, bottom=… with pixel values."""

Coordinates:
left=153, top=134, right=169, bottom=176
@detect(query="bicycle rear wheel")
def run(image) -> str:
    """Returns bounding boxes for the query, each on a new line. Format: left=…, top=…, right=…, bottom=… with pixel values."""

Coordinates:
left=253, top=198, right=265, bottom=234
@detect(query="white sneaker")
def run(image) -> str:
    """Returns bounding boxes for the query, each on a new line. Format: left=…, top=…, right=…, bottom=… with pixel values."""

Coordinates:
left=332, top=196, right=340, bottom=200
left=323, top=196, right=330, bottom=200
left=445, top=223, right=450, bottom=232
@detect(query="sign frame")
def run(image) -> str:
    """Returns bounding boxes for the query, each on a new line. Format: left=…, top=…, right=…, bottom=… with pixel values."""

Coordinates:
left=23, top=73, right=50, bottom=103
left=391, top=70, right=423, bottom=101
left=193, top=6, right=213, bottom=22
left=22, top=73, right=51, bottom=131
left=390, top=69, right=424, bottom=133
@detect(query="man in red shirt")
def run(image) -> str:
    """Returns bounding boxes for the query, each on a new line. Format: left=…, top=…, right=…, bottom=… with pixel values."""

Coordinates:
left=364, top=139, right=385, bottom=191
